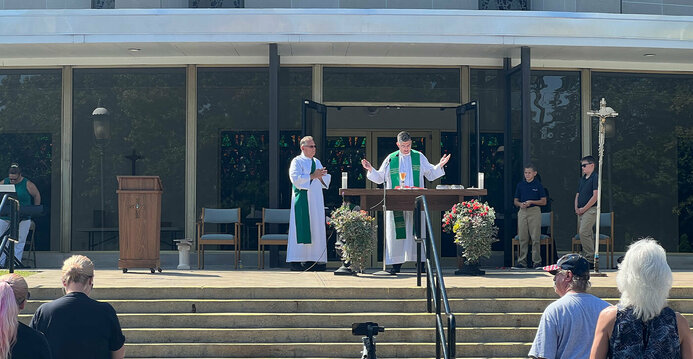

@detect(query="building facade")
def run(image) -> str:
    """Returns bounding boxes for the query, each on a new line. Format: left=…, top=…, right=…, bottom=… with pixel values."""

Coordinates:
left=1, top=2, right=692, bottom=266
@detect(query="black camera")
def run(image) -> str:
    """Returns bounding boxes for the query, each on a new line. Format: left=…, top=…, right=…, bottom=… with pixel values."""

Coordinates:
left=352, top=322, right=385, bottom=336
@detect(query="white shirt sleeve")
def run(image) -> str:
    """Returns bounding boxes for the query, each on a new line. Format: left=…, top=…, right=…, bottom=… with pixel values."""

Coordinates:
left=366, top=158, right=389, bottom=185
left=315, top=159, right=331, bottom=189
left=421, top=154, right=445, bottom=181
left=289, top=157, right=311, bottom=190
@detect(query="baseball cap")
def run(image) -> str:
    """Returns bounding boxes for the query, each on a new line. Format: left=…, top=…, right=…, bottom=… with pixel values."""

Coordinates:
left=543, top=254, right=590, bottom=278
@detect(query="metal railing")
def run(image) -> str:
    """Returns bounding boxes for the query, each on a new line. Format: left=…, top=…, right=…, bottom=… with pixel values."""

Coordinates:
left=413, top=195, right=456, bottom=359
left=0, top=194, right=20, bottom=273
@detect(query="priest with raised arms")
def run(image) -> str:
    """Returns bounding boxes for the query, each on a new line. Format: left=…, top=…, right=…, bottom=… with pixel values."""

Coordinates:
left=287, top=136, right=331, bottom=271
left=361, top=131, right=451, bottom=274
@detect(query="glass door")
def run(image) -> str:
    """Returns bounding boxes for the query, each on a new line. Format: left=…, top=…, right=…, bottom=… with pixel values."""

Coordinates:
left=323, top=132, right=369, bottom=262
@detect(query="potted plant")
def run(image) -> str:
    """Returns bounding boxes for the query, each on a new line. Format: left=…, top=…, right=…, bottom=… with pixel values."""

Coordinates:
left=443, top=199, right=499, bottom=276
left=329, top=204, right=376, bottom=274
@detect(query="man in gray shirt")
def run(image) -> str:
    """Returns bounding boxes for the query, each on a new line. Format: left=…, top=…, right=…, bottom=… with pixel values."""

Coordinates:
left=529, top=254, right=609, bottom=359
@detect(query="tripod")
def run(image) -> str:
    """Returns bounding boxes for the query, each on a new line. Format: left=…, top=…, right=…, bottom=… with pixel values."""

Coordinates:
left=360, top=333, right=377, bottom=359
left=353, top=322, right=384, bottom=359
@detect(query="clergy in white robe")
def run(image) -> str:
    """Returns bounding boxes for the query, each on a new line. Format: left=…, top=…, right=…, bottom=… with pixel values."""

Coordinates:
left=287, top=136, right=331, bottom=267
left=361, top=131, right=451, bottom=271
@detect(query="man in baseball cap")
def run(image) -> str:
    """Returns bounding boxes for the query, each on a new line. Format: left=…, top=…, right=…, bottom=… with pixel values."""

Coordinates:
left=543, top=253, right=590, bottom=278
left=529, top=254, right=609, bottom=359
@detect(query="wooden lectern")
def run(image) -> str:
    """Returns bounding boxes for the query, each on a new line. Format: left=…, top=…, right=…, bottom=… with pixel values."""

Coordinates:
left=117, top=176, right=163, bottom=273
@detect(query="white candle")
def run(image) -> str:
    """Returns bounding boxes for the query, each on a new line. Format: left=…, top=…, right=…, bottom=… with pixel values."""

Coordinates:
left=341, top=172, right=348, bottom=189
left=478, top=172, right=485, bottom=189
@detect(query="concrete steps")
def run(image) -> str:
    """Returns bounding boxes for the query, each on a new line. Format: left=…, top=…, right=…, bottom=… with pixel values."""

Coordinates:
left=123, top=343, right=532, bottom=358
left=20, top=286, right=693, bottom=358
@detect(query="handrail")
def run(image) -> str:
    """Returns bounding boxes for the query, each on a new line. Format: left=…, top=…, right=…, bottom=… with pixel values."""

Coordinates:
left=413, top=195, right=456, bottom=359
left=0, top=194, right=20, bottom=273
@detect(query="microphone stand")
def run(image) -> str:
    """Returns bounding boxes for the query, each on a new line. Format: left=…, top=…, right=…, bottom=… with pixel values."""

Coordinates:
left=373, top=158, right=394, bottom=276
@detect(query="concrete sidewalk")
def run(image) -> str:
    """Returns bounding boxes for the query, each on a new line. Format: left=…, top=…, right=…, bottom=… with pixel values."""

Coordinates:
left=20, top=267, right=693, bottom=290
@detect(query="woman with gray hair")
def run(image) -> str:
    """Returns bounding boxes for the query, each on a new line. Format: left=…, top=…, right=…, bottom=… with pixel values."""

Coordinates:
left=31, top=255, right=125, bottom=359
left=590, top=238, right=693, bottom=358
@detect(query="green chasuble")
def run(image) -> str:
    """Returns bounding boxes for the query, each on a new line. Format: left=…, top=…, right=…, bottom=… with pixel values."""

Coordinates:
left=293, top=158, right=316, bottom=244
left=387, top=150, right=421, bottom=239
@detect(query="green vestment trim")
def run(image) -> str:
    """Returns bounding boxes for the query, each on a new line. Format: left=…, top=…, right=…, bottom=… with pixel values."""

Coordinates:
left=293, top=158, right=315, bottom=244
left=387, top=150, right=421, bottom=239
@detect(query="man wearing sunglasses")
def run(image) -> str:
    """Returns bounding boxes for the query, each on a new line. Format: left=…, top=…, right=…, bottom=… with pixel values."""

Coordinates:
left=529, top=254, right=609, bottom=359
left=575, top=156, right=599, bottom=267
left=287, top=136, right=331, bottom=271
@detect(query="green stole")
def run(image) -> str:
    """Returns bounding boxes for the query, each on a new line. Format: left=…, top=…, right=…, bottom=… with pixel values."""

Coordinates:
left=388, top=150, right=421, bottom=239
left=293, top=158, right=316, bottom=244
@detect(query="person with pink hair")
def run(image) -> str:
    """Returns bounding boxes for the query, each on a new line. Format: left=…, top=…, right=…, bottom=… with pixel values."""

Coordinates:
left=0, top=281, right=19, bottom=359
left=0, top=273, right=51, bottom=358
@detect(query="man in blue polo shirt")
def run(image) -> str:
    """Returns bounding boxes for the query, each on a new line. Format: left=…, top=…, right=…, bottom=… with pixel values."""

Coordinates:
left=513, top=164, right=546, bottom=269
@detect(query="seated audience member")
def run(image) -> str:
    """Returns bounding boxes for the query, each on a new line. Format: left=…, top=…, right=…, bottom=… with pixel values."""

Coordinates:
left=31, top=255, right=125, bottom=359
left=590, top=238, right=693, bottom=359
left=0, top=273, right=52, bottom=359
left=529, top=254, right=609, bottom=359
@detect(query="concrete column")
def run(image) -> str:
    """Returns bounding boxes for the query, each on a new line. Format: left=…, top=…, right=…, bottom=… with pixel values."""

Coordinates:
left=60, top=66, right=72, bottom=252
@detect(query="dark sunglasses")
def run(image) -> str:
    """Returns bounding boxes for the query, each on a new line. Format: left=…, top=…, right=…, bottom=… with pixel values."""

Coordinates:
left=304, top=145, right=317, bottom=148
left=581, top=163, right=591, bottom=168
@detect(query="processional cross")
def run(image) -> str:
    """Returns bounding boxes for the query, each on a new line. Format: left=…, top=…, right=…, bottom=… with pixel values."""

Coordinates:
left=586, top=98, right=618, bottom=276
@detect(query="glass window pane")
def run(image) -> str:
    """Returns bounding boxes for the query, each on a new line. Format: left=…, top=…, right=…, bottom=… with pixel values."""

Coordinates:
left=529, top=71, right=581, bottom=251
left=479, top=0, right=527, bottom=10
left=592, top=72, right=693, bottom=252
left=0, top=70, right=61, bottom=251
left=72, top=68, right=186, bottom=251
left=197, top=68, right=268, bottom=252
left=324, top=67, right=460, bottom=103
left=198, top=67, right=311, bottom=251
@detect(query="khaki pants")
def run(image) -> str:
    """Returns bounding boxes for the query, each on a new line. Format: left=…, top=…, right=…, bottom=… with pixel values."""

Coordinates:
left=578, top=207, right=597, bottom=263
left=517, top=206, right=542, bottom=267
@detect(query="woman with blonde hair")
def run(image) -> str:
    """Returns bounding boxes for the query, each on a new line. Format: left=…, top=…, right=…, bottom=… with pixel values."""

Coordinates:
left=31, top=255, right=125, bottom=359
left=590, top=238, right=693, bottom=358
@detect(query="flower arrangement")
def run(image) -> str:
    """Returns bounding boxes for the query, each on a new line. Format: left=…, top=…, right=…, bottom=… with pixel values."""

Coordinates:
left=329, top=204, right=376, bottom=272
left=442, top=199, right=499, bottom=264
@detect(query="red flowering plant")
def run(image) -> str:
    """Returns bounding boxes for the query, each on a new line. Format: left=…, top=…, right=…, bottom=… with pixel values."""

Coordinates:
left=330, top=204, right=376, bottom=273
left=443, top=199, right=499, bottom=264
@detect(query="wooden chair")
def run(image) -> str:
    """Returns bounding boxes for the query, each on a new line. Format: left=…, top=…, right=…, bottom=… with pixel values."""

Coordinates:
left=512, top=211, right=554, bottom=267
left=197, top=208, right=241, bottom=269
left=21, top=221, right=37, bottom=268
left=256, top=208, right=291, bottom=269
left=572, top=211, right=614, bottom=268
